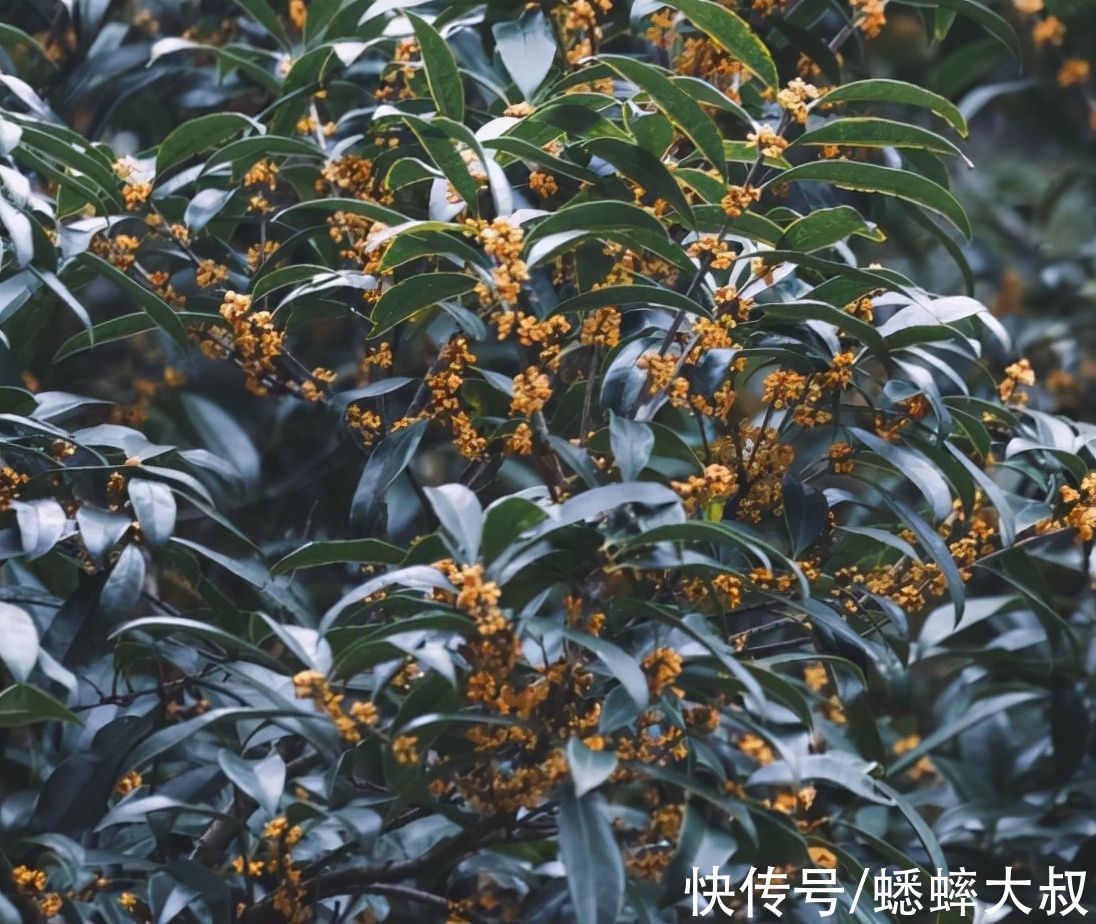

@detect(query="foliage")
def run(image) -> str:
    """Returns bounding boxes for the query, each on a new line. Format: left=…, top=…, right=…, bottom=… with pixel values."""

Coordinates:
left=0, top=1, right=1094, bottom=923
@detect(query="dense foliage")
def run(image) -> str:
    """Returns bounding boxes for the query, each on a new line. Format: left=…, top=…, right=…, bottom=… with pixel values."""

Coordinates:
left=0, top=0, right=1094, bottom=922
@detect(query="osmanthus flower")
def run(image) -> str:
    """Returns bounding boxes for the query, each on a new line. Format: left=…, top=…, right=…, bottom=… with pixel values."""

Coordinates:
left=0, top=0, right=1092, bottom=921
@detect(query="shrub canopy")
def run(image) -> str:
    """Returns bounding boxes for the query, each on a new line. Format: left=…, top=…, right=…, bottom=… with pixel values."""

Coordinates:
left=0, top=0, right=1094, bottom=922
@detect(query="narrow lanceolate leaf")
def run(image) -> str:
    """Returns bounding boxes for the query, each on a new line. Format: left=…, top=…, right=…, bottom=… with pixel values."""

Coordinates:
left=0, top=683, right=81, bottom=728
left=555, top=284, right=707, bottom=317
left=599, top=55, right=728, bottom=180
left=584, top=137, right=695, bottom=225
left=76, top=253, right=190, bottom=348
left=900, top=0, right=1020, bottom=57
left=793, top=118, right=968, bottom=160
left=777, top=206, right=883, bottom=252
left=558, top=789, right=625, bottom=924
left=157, top=113, right=254, bottom=174
left=370, top=273, right=477, bottom=334
left=661, top=0, right=779, bottom=88
left=776, top=161, right=972, bottom=239
left=407, top=12, right=465, bottom=122
left=230, top=0, right=290, bottom=47
left=852, top=428, right=953, bottom=522
left=813, top=79, right=968, bottom=137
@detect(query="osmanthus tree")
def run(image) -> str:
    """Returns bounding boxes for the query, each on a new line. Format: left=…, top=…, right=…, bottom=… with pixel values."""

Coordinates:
left=0, top=0, right=1093, bottom=922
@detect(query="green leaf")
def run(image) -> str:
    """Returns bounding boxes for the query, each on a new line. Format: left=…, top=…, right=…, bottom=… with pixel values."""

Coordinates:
left=560, top=628, right=649, bottom=711
left=111, top=617, right=284, bottom=670
left=0, top=683, right=81, bottom=727
left=525, top=201, right=689, bottom=270
left=554, top=283, right=707, bottom=318
left=0, top=24, right=56, bottom=68
left=813, top=79, right=968, bottom=137
left=558, top=789, right=625, bottom=924
left=75, top=254, right=190, bottom=349
left=891, top=691, right=1041, bottom=775
left=100, top=544, right=146, bottom=618
left=76, top=507, right=132, bottom=564
left=0, top=603, right=38, bottom=683
left=424, top=484, right=483, bottom=563
left=370, top=272, right=477, bottom=334
left=218, top=750, right=286, bottom=814
left=492, top=9, right=557, bottom=102
left=398, top=115, right=480, bottom=208
left=0, top=197, right=33, bottom=267
left=271, top=539, right=405, bottom=575
left=777, top=205, right=884, bottom=252
left=759, top=300, right=886, bottom=356
left=793, top=117, right=968, bottom=160
left=351, top=421, right=428, bottom=529
left=584, top=137, right=695, bottom=225
left=852, top=429, right=953, bottom=521
left=128, top=479, right=177, bottom=546
left=14, top=499, right=67, bottom=560
left=157, top=114, right=254, bottom=174
left=33, top=268, right=92, bottom=332
left=661, top=0, right=779, bottom=88
left=609, top=413, right=654, bottom=481
left=776, top=160, right=972, bottom=239
left=230, top=0, right=291, bottom=48
left=406, top=12, right=465, bottom=122
left=900, top=0, right=1020, bottom=57
left=567, top=738, right=618, bottom=797
left=53, top=312, right=215, bottom=363
left=599, top=55, right=728, bottom=180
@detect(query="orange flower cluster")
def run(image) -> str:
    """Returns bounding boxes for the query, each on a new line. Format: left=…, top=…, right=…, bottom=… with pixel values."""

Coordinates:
left=293, top=669, right=378, bottom=744
left=510, top=366, right=553, bottom=417
left=828, top=441, right=855, bottom=473
left=671, top=463, right=739, bottom=515
left=91, top=232, right=140, bottom=270
left=555, top=0, right=612, bottom=65
left=494, top=311, right=572, bottom=369
left=850, top=0, right=887, bottom=38
left=406, top=336, right=486, bottom=458
left=529, top=170, right=558, bottom=199
left=202, top=291, right=286, bottom=395
left=998, top=357, right=1035, bottom=406
left=321, top=155, right=374, bottom=200
left=435, top=560, right=509, bottom=636
left=776, top=78, right=821, bottom=123
left=747, top=126, right=788, bottom=158
left=11, top=865, right=62, bottom=919
left=469, top=218, right=530, bottom=305
left=637, top=353, right=677, bottom=401
left=688, top=235, right=736, bottom=270
left=195, top=259, right=229, bottom=289
left=243, top=159, right=280, bottom=190
left=1055, top=474, right=1096, bottom=541
left=642, top=647, right=683, bottom=697
left=721, top=183, right=762, bottom=218
left=113, top=770, right=142, bottom=798
left=0, top=465, right=29, bottom=511
left=580, top=306, right=622, bottom=348
left=762, top=369, right=807, bottom=409
left=711, top=425, right=796, bottom=523
left=122, top=182, right=152, bottom=211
